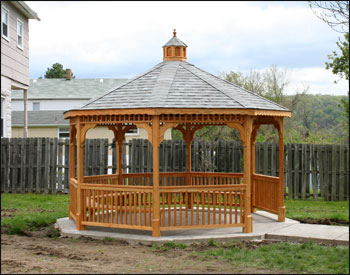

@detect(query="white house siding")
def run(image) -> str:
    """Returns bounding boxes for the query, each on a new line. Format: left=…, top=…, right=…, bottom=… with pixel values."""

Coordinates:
left=1, top=76, right=12, bottom=137
left=1, top=2, right=30, bottom=87
left=12, top=99, right=88, bottom=111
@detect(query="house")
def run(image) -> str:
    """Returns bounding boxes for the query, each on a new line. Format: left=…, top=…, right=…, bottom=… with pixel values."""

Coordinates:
left=11, top=74, right=173, bottom=141
left=1, top=1, right=40, bottom=137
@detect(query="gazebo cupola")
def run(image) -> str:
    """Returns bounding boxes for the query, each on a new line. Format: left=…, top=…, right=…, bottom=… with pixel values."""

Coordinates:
left=163, top=29, right=187, bottom=62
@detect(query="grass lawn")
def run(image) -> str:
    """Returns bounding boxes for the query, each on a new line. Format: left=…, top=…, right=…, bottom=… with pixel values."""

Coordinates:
left=285, top=199, right=349, bottom=221
left=193, top=240, right=349, bottom=274
left=1, top=193, right=69, bottom=235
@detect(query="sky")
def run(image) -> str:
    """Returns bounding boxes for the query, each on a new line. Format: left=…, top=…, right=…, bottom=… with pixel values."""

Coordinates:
left=26, top=1, right=348, bottom=96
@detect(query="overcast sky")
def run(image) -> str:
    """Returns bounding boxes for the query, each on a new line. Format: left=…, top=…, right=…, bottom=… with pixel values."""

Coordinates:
left=26, top=1, right=348, bottom=96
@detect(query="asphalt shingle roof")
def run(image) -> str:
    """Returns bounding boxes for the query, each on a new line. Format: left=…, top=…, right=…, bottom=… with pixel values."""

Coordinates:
left=77, top=61, right=289, bottom=112
left=12, top=111, right=68, bottom=126
left=11, top=78, right=128, bottom=99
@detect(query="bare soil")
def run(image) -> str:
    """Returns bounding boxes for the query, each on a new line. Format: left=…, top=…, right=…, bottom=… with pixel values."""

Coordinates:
left=1, top=226, right=287, bottom=274
left=295, top=218, right=349, bottom=226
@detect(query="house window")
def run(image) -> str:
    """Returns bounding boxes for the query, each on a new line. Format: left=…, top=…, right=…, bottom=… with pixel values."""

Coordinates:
left=2, top=7, right=9, bottom=40
left=58, top=128, right=70, bottom=139
left=1, top=98, right=6, bottom=137
left=175, top=47, right=180, bottom=56
left=125, top=128, right=139, bottom=136
left=167, top=47, right=172, bottom=56
left=17, top=19, right=23, bottom=49
left=33, top=102, right=40, bottom=111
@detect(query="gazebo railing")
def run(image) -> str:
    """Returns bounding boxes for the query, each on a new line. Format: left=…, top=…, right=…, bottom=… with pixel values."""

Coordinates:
left=82, top=172, right=243, bottom=186
left=81, top=184, right=154, bottom=230
left=69, top=172, right=246, bottom=231
left=252, top=174, right=279, bottom=214
left=159, top=185, right=246, bottom=230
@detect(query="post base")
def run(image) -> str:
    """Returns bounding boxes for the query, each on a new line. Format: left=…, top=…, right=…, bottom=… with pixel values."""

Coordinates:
left=243, top=215, right=253, bottom=233
left=278, top=206, right=286, bottom=222
left=152, top=219, right=161, bottom=237
left=75, top=214, right=86, bottom=230
left=252, top=207, right=257, bottom=213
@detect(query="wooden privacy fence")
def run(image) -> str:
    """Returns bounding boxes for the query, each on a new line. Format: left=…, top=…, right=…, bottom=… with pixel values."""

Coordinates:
left=1, top=138, right=349, bottom=200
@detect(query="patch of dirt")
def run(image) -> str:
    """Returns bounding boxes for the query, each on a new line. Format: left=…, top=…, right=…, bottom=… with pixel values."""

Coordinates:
left=1, top=227, right=289, bottom=274
left=296, top=218, right=349, bottom=226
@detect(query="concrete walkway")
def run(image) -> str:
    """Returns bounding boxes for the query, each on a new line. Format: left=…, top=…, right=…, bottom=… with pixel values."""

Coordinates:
left=56, top=211, right=349, bottom=246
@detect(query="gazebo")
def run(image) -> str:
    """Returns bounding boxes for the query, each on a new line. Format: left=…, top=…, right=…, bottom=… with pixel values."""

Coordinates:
left=64, top=30, right=291, bottom=237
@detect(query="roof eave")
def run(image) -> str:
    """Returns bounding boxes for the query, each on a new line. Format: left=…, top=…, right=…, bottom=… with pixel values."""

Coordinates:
left=11, top=1, right=41, bottom=21
left=64, top=108, right=291, bottom=119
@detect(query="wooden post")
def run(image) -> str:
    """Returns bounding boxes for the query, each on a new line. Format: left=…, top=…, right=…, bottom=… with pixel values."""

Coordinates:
left=277, top=118, right=286, bottom=222
left=23, top=89, right=28, bottom=138
left=76, top=120, right=86, bottom=230
left=251, top=124, right=259, bottom=213
left=68, top=126, right=75, bottom=220
left=152, top=116, right=161, bottom=237
left=117, top=135, right=123, bottom=184
left=243, top=116, right=253, bottom=233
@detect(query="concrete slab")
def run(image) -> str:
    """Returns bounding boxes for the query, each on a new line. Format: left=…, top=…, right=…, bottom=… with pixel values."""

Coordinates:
left=266, top=223, right=349, bottom=246
left=56, top=211, right=349, bottom=246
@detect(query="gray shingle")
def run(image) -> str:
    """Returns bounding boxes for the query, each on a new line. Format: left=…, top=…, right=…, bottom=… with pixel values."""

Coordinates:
left=72, top=61, right=290, bottom=112
left=12, top=111, right=68, bottom=126
left=11, top=78, right=128, bottom=99
left=163, top=36, right=187, bottom=47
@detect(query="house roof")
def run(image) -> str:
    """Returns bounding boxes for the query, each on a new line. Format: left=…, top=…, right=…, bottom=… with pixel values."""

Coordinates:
left=10, top=1, right=40, bottom=21
left=11, top=78, right=128, bottom=100
left=12, top=111, right=68, bottom=126
left=73, top=61, right=289, bottom=112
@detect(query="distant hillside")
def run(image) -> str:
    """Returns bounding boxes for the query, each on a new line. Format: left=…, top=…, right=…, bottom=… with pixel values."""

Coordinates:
left=284, top=94, right=348, bottom=144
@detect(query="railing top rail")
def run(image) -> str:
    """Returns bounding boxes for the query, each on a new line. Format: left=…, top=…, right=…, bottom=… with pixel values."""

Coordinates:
left=253, top=173, right=280, bottom=181
left=160, top=184, right=247, bottom=192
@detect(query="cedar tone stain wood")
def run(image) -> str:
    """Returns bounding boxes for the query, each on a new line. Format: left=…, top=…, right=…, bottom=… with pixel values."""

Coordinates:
left=65, top=31, right=290, bottom=237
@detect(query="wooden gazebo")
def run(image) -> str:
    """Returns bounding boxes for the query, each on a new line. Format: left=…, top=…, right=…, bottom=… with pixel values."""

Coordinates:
left=64, top=30, right=291, bottom=237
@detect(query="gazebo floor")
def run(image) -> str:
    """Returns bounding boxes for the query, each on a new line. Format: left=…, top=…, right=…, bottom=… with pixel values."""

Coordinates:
left=58, top=211, right=298, bottom=243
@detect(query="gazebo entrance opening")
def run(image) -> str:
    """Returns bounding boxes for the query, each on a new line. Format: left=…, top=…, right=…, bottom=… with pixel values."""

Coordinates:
left=65, top=31, right=291, bottom=237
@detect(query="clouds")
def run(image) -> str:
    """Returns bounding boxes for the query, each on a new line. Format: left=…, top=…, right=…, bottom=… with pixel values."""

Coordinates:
left=26, top=1, right=348, bottom=95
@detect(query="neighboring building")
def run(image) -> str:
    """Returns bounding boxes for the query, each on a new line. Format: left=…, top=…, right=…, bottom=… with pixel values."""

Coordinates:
left=1, top=1, right=40, bottom=137
left=11, top=76, right=173, bottom=141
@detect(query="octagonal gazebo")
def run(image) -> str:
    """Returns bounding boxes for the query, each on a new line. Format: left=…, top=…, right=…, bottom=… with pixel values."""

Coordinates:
left=64, top=30, right=291, bottom=237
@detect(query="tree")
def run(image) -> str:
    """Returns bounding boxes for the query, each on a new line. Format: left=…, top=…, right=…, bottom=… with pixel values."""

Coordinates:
left=326, top=33, right=349, bottom=82
left=309, top=2, right=349, bottom=143
left=44, top=63, right=75, bottom=79
left=308, top=1, right=349, bottom=33
left=220, top=66, right=308, bottom=143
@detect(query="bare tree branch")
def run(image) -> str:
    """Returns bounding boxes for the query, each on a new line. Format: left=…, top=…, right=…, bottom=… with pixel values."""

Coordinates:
left=308, top=1, right=349, bottom=33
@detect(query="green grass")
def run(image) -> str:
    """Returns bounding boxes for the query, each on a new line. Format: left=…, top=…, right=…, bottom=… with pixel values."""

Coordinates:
left=1, top=193, right=69, bottom=235
left=285, top=199, right=349, bottom=221
left=197, top=241, right=349, bottom=274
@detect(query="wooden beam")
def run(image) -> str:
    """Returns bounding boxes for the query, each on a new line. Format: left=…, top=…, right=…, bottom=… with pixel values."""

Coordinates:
left=152, top=115, right=161, bottom=237
left=242, top=116, right=253, bottom=233
left=76, top=120, right=85, bottom=230
left=64, top=108, right=292, bottom=119
left=276, top=117, right=286, bottom=222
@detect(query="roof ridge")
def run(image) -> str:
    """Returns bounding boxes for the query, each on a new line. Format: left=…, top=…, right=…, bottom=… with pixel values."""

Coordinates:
left=179, top=62, right=245, bottom=108
left=81, top=63, right=164, bottom=109
left=164, top=63, right=181, bottom=106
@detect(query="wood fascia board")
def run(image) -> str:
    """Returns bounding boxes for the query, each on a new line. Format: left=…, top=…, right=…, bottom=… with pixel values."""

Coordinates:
left=64, top=108, right=291, bottom=119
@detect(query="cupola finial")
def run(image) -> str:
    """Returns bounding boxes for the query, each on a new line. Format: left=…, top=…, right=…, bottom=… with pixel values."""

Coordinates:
left=173, top=29, right=176, bottom=37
